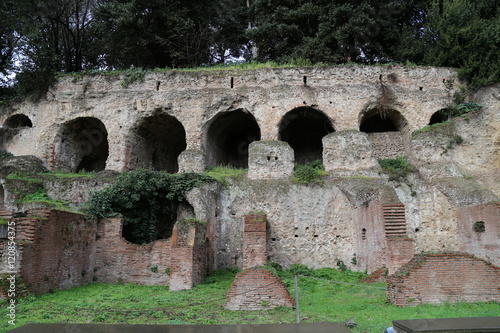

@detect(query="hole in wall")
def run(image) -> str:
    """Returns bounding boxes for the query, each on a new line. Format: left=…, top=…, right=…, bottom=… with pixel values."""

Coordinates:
left=3, top=114, right=33, bottom=128
left=415, top=228, right=420, bottom=232
left=55, top=117, right=109, bottom=172
left=156, top=81, right=161, bottom=91
left=278, top=106, right=334, bottom=165
left=303, top=76, right=307, bottom=86
left=419, top=86, right=423, bottom=91
left=473, top=221, right=485, bottom=233
left=128, top=112, right=186, bottom=173
left=429, top=108, right=454, bottom=125
left=230, top=77, right=234, bottom=89
left=203, top=109, right=261, bottom=168
left=361, top=228, right=367, bottom=240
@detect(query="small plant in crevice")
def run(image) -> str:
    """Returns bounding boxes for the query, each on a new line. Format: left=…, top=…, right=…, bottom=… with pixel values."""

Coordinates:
left=378, top=156, right=415, bottom=181
left=150, top=265, right=158, bottom=273
left=292, top=160, right=327, bottom=184
left=473, top=221, right=485, bottom=233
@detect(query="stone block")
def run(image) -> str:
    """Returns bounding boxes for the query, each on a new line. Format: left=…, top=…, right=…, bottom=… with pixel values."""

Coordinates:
left=248, top=141, right=294, bottom=180
left=178, top=149, right=206, bottom=173
left=322, top=131, right=379, bottom=172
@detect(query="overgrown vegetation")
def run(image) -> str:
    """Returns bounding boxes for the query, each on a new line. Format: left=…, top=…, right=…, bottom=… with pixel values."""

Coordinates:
left=378, top=156, right=415, bottom=181
left=0, top=151, right=13, bottom=161
left=204, top=166, right=247, bottom=186
left=292, top=160, right=327, bottom=184
left=0, top=266, right=498, bottom=333
left=18, top=188, right=72, bottom=211
left=87, top=169, right=214, bottom=244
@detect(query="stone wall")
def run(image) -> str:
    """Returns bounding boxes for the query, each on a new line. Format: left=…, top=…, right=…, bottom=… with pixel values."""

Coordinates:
left=457, top=203, right=500, bottom=266
left=387, top=253, right=500, bottom=306
left=368, top=132, right=406, bottom=159
left=14, top=209, right=96, bottom=294
left=248, top=141, right=294, bottom=180
left=0, top=66, right=460, bottom=173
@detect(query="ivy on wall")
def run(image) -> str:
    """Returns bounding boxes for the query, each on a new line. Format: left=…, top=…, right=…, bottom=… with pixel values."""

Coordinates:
left=87, top=169, right=214, bottom=244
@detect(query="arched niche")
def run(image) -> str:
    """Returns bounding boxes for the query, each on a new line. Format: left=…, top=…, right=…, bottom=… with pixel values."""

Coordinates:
left=128, top=112, right=186, bottom=173
left=3, top=114, right=33, bottom=129
left=203, top=109, right=261, bottom=168
left=359, top=108, right=409, bottom=159
left=429, top=108, right=453, bottom=125
left=55, top=117, right=109, bottom=172
left=278, top=107, right=334, bottom=164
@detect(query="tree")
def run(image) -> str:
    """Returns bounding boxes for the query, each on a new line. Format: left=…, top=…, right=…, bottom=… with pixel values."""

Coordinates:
left=94, top=0, right=224, bottom=69
left=0, top=0, right=19, bottom=86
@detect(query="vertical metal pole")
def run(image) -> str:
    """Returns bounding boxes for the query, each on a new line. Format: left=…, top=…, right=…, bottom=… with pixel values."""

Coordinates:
left=294, top=274, right=300, bottom=323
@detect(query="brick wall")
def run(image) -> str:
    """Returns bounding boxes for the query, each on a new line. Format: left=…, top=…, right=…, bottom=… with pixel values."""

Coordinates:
left=170, top=220, right=208, bottom=291
left=95, top=217, right=171, bottom=285
left=17, top=209, right=96, bottom=294
left=243, top=214, right=267, bottom=269
left=225, top=214, right=294, bottom=310
left=387, top=253, right=500, bottom=306
left=225, top=268, right=294, bottom=310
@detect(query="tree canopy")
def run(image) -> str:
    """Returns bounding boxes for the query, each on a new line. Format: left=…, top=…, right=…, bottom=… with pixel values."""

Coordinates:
left=0, top=0, right=498, bottom=97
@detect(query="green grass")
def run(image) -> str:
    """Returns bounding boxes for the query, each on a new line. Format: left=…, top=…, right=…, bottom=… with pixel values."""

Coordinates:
left=204, top=167, right=247, bottom=185
left=38, top=170, right=96, bottom=179
left=1, top=267, right=498, bottom=332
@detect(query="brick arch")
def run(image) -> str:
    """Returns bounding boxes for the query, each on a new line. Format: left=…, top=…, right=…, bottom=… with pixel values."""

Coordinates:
left=278, top=106, right=335, bottom=164
left=3, top=114, right=33, bottom=128
left=126, top=111, right=186, bottom=173
left=53, top=117, right=109, bottom=172
left=202, top=109, right=261, bottom=169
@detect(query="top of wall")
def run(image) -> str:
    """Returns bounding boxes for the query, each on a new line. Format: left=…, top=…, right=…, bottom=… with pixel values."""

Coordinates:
left=52, top=65, right=460, bottom=96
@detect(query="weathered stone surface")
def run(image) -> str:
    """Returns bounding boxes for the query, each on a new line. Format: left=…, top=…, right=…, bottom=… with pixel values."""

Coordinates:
left=248, top=141, right=294, bottom=180
left=322, top=131, right=379, bottom=173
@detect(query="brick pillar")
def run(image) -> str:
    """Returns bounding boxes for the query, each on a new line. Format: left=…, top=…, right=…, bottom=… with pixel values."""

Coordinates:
left=243, top=214, right=267, bottom=270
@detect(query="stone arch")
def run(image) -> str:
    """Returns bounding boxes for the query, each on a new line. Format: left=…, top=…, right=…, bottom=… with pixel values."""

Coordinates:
left=429, top=108, right=453, bottom=125
left=3, top=114, right=33, bottom=128
left=203, top=109, right=261, bottom=168
left=278, top=107, right=335, bottom=164
left=359, top=108, right=409, bottom=159
left=54, top=117, right=109, bottom=172
left=128, top=112, right=186, bottom=173
left=359, top=108, right=408, bottom=133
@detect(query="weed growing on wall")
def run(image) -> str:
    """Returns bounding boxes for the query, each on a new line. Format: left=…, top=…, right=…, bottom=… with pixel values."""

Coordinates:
left=87, top=169, right=214, bottom=244
left=378, top=156, right=415, bottom=181
left=292, top=160, right=327, bottom=184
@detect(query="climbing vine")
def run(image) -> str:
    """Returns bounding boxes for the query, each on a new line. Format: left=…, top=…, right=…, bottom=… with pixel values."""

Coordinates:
left=87, top=169, right=214, bottom=244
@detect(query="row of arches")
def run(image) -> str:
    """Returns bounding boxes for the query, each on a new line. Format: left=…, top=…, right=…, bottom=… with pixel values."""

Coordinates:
left=2, top=107, right=443, bottom=173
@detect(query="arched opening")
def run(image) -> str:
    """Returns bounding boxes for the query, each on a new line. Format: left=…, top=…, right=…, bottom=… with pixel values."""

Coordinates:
left=429, top=108, right=453, bottom=125
left=278, top=107, right=334, bottom=164
left=204, top=109, right=261, bottom=168
left=3, top=114, right=33, bottom=128
left=359, top=109, right=408, bottom=159
left=128, top=113, right=186, bottom=173
left=55, top=117, right=109, bottom=172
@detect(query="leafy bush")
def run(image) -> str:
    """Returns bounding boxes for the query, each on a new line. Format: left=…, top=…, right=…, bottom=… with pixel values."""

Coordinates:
left=87, top=169, right=214, bottom=244
left=293, top=160, right=326, bottom=184
left=378, top=156, right=415, bottom=181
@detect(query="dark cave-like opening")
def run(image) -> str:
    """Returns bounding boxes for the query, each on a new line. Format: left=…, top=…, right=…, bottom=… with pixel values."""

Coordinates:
left=204, top=109, right=261, bottom=168
left=57, top=117, right=109, bottom=172
left=130, top=113, right=187, bottom=173
left=278, top=107, right=334, bottom=165
left=3, top=114, right=33, bottom=128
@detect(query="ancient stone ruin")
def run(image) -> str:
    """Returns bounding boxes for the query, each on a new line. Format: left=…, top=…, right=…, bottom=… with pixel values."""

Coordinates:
left=0, top=65, right=499, bottom=306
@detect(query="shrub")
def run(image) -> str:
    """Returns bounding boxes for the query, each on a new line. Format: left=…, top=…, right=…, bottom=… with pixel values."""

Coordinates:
left=293, top=160, right=326, bottom=184
left=378, top=156, right=415, bottom=181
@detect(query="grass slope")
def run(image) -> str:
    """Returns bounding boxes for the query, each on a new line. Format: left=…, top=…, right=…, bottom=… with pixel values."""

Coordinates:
left=0, top=268, right=498, bottom=333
